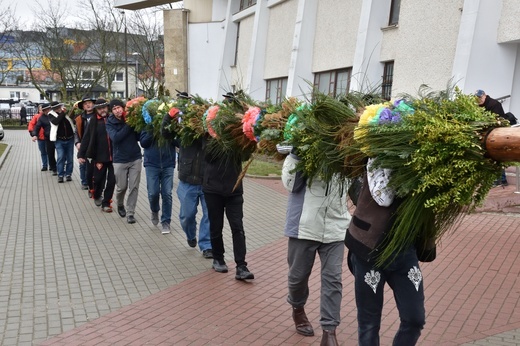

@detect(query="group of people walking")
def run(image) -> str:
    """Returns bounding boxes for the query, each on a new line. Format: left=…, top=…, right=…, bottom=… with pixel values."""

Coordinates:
left=28, top=94, right=255, bottom=282
left=27, top=91, right=445, bottom=346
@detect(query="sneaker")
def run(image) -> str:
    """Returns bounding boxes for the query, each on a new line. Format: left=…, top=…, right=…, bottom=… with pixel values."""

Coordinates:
left=57, top=176, right=64, bottom=183
left=117, top=205, right=126, bottom=217
left=81, top=184, right=89, bottom=190
left=202, top=249, right=213, bottom=259
left=187, top=238, right=197, bottom=248
left=151, top=212, right=159, bottom=226
left=52, top=171, right=58, bottom=176
left=101, top=206, right=113, bottom=213
left=127, top=215, right=136, bottom=224
left=161, top=222, right=171, bottom=234
left=235, top=265, right=254, bottom=280
left=212, top=260, right=228, bottom=273
left=66, top=176, right=72, bottom=182
left=94, top=197, right=102, bottom=207
left=41, top=167, right=48, bottom=172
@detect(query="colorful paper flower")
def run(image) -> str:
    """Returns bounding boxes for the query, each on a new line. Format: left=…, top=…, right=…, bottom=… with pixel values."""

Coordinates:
left=242, top=106, right=261, bottom=142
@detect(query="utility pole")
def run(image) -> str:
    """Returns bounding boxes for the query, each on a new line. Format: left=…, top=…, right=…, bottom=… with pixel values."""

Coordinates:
left=121, top=10, right=129, bottom=99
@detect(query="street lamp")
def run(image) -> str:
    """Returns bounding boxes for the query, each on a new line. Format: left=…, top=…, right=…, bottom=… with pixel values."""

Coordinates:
left=120, top=10, right=129, bottom=99
left=132, top=52, right=139, bottom=97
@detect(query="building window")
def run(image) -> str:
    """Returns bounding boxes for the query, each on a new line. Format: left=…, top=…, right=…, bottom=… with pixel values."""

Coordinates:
left=313, top=68, right=352, bottom=97
left=112, top=91, right=124, bottom=98
left=265, top=77, right=288, bottom=104
left=114, top=72, right=124, bottom=82
left=233, top=23, right=240, bottom=67
left=388, top=0, right=401, bottom=26
left=240, top=0, right=257, bottom=11
left=81, top=70, right=99, bottom=80
left=382, top=61, right=394, bottom=100
left=10, top=91, right=20, bottom=99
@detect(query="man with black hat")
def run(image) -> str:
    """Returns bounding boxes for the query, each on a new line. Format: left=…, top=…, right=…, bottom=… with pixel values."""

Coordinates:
left=32, top=103, right=57, bottom=175
left=78, top=98, right=115, bottom=213
left=74, top=97, right=96, bottom=190
left=49, top=101, right=75, bottom=183
left=106, top=99, right=142, bottom=223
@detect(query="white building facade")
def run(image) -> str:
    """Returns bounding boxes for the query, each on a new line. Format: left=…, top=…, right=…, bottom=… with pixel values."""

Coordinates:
left=117, top=0, right=520, bottom=114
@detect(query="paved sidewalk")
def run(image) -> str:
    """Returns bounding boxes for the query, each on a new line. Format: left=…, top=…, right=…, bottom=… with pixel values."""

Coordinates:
left=0, top=129, right=520, bottom=345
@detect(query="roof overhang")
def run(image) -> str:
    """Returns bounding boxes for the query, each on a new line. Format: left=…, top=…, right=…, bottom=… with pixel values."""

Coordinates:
left=114, top=0, right=182, bottom=10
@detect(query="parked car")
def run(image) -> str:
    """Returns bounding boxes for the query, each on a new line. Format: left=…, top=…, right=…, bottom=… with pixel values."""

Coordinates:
left=0, top=104, right=11, bottom=119
left=0, top=123, right=4, bottom=140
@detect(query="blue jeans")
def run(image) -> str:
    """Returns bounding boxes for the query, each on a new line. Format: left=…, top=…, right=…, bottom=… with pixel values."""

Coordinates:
left=145, top=165, right=174, bottom=224
left=351, top=248, right=425, bottom=346
left=79, top=162, right=87, bottom=185
left=37, top=139, right=48, bottom=168
left=177, top=181, right=211, bottom=251
left=55, top=138, right=74, bottom=177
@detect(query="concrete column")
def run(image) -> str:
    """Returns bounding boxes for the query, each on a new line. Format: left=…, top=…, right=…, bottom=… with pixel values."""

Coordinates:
left=163, top=9, right=189, bottom=95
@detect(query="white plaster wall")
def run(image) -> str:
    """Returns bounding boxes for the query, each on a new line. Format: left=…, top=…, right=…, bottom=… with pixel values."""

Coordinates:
left=498, top=0, right=520, bottom=43
left=509, top=44, right=520, bottom=115
left=184, top=0, right=213, bottom=23
left=231, top=15, right=255, bottom=90
left=188, top=22, right=226, bottom=99
left=381, top=0, right=464, bottom=97
left=455, top=0, right=517, bottom=112
left=313, top=0, right=361, bottom=72
left=263, top=0, right=297, bottom=79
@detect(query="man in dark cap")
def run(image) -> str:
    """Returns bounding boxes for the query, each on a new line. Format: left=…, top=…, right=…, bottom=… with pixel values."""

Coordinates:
left=475, top=89, right=508, bottom=186
left=32, top=103, right=57, bottom=175
left=49, top=101, right=75, bottom=183
left=74, top=97, right=96, bottom=190
left=106, top=99, right=142, bottom=223
left=77, top=98, right=115, bottom=212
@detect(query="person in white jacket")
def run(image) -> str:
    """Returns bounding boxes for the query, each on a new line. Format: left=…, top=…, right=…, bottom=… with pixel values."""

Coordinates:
left=282, top=151, right=351, bottom=346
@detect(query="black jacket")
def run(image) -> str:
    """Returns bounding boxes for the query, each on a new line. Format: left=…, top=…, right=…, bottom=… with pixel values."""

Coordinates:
left=482, top=95, right=505, bottom=117
left=178, top=138, right=205, bottom=185
left=33, top=113, right=51, bottom=139
left=202, top=139, right=250, bottom=196
left=78, top=115, right=112, bottom=162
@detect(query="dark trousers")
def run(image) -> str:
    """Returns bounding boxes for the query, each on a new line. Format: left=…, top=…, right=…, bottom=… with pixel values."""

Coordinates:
left=85, top=160, right=94, bottom=190
left=351, top=248, right=425, bottom=346
left=45, top=139, right=56, bottom=171
left=93, top=161, right=115, bottom=208
left=204, top=193, right=247, bottom=267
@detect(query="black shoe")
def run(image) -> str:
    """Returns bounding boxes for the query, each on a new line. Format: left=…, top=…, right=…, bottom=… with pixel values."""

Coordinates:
left=57, top=176, right=64, bottom=183
left=94, top=197, right=102, bottom=207
left=66, top=176, right=72, bottom=182
left=202, top=249, right=213, bottom=259
left=41, top=167, right=48, bottom=172
left=52, top=171, right=58, bottom=176
left=235, top=265, right=254, bottom=280
left=187, top=238, right=197, bottom=248
left=117, top=205, right=126, bottom=217
left=127, top=215, right=136, bottom=224
left=502, top=181, right=509, bottom=186
left=212, top=260, right=228, bottom=273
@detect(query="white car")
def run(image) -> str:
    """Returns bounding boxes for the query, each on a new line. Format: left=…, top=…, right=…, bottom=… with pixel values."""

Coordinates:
left=0, top=123, right=4, bottom=140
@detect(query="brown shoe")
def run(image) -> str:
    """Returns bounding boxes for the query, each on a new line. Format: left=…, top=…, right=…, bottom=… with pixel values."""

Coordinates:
left=320, top=329, right=338, bottom=346
left=292, top=307, right=314, bottom=336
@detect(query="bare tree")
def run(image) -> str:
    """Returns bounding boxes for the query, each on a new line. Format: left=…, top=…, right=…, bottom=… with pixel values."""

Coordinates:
left=0, top=2, right=22, bottom=87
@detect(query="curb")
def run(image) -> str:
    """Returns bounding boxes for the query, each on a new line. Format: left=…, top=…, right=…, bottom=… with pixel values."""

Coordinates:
left=0, top=142, right=11, bottom=170
left=245, top=174, right=281, bottom=180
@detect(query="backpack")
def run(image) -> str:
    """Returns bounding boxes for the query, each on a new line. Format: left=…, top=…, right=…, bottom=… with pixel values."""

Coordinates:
left=503, top=112, right=517, bottom=125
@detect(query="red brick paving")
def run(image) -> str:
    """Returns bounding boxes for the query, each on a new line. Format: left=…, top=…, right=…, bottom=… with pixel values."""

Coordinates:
left=40, top=176, right=520, bottom=345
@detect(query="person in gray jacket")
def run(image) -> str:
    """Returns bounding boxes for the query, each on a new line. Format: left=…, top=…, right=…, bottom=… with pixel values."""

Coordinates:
left=282, top=151, right=351, bottom=346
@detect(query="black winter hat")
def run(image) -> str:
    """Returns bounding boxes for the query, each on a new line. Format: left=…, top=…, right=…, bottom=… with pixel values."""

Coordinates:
left=41, top=103, right=51, bottom=111
left=94, top=98, right=109, bottom=108
left=109, top=99, right=125, bottom=110
left=78, top=96, right=96, bottom=110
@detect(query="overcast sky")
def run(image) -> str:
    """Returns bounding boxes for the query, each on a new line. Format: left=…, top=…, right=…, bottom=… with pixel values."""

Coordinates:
left=13, top=0, right=84, bottom=27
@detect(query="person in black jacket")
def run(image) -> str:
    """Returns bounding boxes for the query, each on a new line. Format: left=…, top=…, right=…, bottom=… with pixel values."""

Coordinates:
left=74, top=97, right=96, bottom=190
left=202, top=142, right=254, bottom=280
left=106, top=99, right=142, bottom=224
left=32, top=103, right=57, bottom=175
left=78, top=98, right=115, bottom=212
left=476, top=89, right=508, bottom=185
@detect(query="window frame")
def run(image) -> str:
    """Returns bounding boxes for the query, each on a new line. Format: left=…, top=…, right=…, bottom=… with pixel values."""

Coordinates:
left=239, top=0, right=257, bottom=11
left=313, top=68, right=352, bottom=98
left=382, top=61, right=394, bottom=100
left=265, top=77, right=288, bottom=105
left=388, top=0, right=401, bottom=26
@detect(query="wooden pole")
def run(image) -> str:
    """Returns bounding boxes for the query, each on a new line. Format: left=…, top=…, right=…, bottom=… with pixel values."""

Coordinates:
left=485, top=127, right=520, bottom=161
